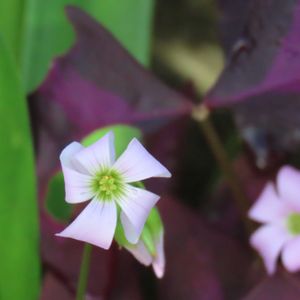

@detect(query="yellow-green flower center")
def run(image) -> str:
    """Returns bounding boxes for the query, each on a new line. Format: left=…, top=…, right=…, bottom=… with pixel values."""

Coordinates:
left=99, top=175, right=117, bottom=193
left=287, top=213, right=300, bottom=235
left=92, top=169, right=125, bottom=201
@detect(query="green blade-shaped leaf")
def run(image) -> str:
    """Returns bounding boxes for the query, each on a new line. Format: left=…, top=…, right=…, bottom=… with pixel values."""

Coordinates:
left=0, top=0, right=23, bottom=62
left=21, top=0, right=154, bottom=92
left=0, top=36, right=40, bottom=300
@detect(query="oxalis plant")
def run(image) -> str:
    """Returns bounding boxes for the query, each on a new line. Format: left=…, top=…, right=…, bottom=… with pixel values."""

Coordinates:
left=3, top=1, right=300, bottom=299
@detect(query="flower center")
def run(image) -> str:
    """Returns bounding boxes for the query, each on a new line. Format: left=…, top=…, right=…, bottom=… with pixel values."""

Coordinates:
left=93, top=169, right=124, bottom=201
left=99, top=175, right=117, bottom=192
left=287, top=213, right=300, bottom=235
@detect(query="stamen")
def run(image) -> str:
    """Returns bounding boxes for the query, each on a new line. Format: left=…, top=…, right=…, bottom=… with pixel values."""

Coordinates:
left=92, top=169, right=125, bottom=201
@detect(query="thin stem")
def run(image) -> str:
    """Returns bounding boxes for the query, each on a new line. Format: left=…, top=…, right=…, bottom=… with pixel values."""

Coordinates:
left=192, top=104, right=250, bottom=220
left=76, top=243, right=93, bottom=300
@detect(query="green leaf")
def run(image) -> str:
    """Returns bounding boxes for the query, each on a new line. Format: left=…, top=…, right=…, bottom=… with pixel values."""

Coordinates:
left=46, top=172, right=72, bottom=222
left=82, top=124, right=142, bottom=156
left=146, top=206, right=163, bottom=236
left=140, top=208, right=163, bottom=256
left=0, top=35, right=40, bottom=300
left=114, top=221, right=131, bottom=247
left=21, top=0, right=80, bottom=92
left=141, top=224, right=156, bottom=256
left=0, top=0, right=23, bottom=63
left=21, top=0, right=154, bottom=92
left=90, top=0, right=154, bottom=66
left=46, top=125, right=142, bottom=221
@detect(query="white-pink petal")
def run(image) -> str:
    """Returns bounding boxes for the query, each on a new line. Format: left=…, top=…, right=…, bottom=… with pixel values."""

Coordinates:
left=56, top=199, right=117, bottom=249
left=125, top=240, right=152, bottom=266
left=60, top=141, right=84, bottom=171
left=118, top=185, right=160, bottom=244
left=60, top=142, right=94, bottom=203
left=113, top=138, right=171, bottom=183
left=248, top=183, right=288, bottom=223
left=250, top=224, right=290, bottom=275
left=282, top=236, right=300, bottom=272
left=152, top=231, right=165, bottom=279
left=277, top=165, right=300, bottom=212
left=73, top=132, right=115, bottom=175
left=61, top=167, right=95, bottom=203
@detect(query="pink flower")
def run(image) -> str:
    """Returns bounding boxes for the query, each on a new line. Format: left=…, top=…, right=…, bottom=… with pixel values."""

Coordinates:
left=249, top=165, right=300, bottom=274
left=56, top=132, right=171, bottom=249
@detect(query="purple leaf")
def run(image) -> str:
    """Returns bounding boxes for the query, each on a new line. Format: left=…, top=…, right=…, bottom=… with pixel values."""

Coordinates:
left=204, top=0, right=300, bottom=164
left=157, top=197, right=253, bottom=300
left=206, top=0, right=300, bottom=106
left=40, top=272, right=73, bottom=300
left=30, top=5, right=191, bottom=141
left=145, top=116, right=190, bottom=195
left=204, top=154, right=275, bottom=234
left=216, top=0, right=252, bottom=55
left=109, top=251, right=144, bottom=300
left=243, top=271, right=300, bottom=300
left=231, top=93, right=297, bottom=167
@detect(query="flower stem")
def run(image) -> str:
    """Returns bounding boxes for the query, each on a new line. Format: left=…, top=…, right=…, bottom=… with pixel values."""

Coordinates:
left=76, top=243, right=93, bottom=300
left=192, top=104, right=249, bottom=219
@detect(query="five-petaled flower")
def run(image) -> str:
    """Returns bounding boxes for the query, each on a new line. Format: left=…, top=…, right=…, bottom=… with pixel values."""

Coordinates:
left=249, top=165, right=300, bottom=275
left=56, top=132, right=171, bottom=249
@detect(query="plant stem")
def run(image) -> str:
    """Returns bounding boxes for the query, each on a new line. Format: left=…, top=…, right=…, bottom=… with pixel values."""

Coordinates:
left=76, top=243, right=93, bottom=300
left=192, top=104, right=249, bottom=218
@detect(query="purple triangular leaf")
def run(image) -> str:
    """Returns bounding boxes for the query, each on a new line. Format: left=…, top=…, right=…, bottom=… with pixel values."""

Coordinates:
left=205, top=0, right=300, bottom=107
left=32, top=5, right=191, bottom=138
